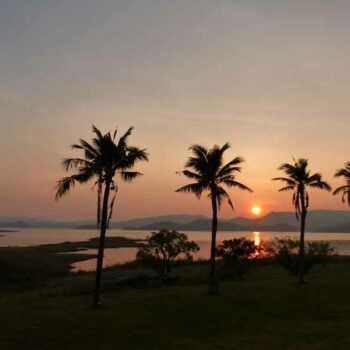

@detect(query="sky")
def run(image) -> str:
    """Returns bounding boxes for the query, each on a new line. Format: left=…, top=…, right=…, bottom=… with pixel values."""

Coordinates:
left=0, top=0, right=350, bottom=220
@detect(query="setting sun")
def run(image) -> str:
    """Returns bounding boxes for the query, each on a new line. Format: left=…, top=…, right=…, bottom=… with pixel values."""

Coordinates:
left=251, top=206, right=262, bottom=216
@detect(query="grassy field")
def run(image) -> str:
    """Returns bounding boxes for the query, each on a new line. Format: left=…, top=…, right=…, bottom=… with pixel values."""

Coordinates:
left=1, top=259, right=350, bottom=349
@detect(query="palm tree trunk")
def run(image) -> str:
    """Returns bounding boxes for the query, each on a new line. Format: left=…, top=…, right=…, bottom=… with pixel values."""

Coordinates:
left=299, top=193, right=307, bottom=284
left=92, top=179, right=111, bottom=307
left=208, top=192, right=219, bottom=295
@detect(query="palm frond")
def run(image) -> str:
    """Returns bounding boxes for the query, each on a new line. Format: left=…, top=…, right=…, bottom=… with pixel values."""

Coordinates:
left=219, top=143, right=231, bottom=154
left=207, top=145, right=225, bottom=174
left=55, top=176, right=76, bottom=200
left=112, top=127, right=118, bottom=141
left=185, top=157, right=208, bottom=174
left=308, top=181, right=331, bottom=191
left=278, top=185, right=295, bottom=192
left=97, top=177, right=102, bottom=229
left=216, top=186, right=234, bottom=211
left=293, top=191, right=301, bottom=220
left=335, top=169, right=349, bottom=177
left=333, top=185, right=350, bottom=195
left=342, top=190, right=350, bottom=205
left=217, top=156, right=244, bottom=178
left=61, top=158, right=92, bottom=171
left=189, top=144, right=208, bottom=159
left=185, top=145, right=208, bottom=174
left=306, top=173, right=322, bottom=183
left=119, top=171, right=143, bottom=182
left=127, top=147, right=149, bottom=162
left=107, top=182, right=118, bottom=228
left=56, top=170, right=94, bottom=200
left=118, top=127, right=134, bottom=148
left=176, top=183, right=206, bottom=198
left=118, top=147, right=149, bottom=170
left=334, top=163, right=350, bottom=178
left=92, top=125, right=104, bottom=140
left=272, top=177, right=296, bottom=186
left=278, top=163, right=296, bottom=173
left=72, top=139, right=98, bottom=160
left=217, top=166, right=242, bottom=178
left=220, top=178, right=253, bottom=192
left=182, top=170, right=202, bottom=181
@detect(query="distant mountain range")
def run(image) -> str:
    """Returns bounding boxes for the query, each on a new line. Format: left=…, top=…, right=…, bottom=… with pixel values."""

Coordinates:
left=1, top=210, right=350, bottom=232
left=0, top=217, right=94, bottom=229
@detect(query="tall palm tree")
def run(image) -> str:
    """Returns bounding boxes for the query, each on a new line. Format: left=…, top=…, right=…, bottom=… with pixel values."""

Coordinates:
left=272, top=158, right=331, bottom=283
left=333, top=162, right=350, bottom=207
left=56, top=125, right=148, bottom=306
left=176, top=144, right=252, bottom=295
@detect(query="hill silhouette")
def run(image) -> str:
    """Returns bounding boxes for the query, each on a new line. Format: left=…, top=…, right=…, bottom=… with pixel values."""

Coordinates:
left=120, top=210, right=350, bottom=232
left=1, top=210, right=350, bottom=232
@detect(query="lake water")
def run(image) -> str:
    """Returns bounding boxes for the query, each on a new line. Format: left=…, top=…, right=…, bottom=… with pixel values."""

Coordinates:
left=1, top=228, right=350, bottom=271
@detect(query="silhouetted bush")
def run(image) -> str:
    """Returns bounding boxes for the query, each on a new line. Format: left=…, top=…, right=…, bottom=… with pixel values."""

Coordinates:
left=307, top=241, right=336, bottom=266
left=270, top=237, right=336, bottom=275
left=216, top=238, right=267, bottom=281
left=136, top=230, right=199, bottom=279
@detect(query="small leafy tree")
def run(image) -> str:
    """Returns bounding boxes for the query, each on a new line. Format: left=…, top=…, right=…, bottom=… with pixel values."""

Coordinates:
left=270, top=237, right=309, bottom=275
left=270, top=237, right=335, bottom=275
left=216, top=238, right=264, bottom=281
left=137, top=230, right=199, bottom=279
left=307, top=241, right=336, bottom=266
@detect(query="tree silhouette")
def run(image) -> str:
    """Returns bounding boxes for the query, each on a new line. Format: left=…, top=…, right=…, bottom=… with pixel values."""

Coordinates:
left=272, top=158, right=331, bottom=284
left=137, top=229, right=199, bottom=279
left=176, top=144, right=252, bottom=295
left=333, top=162, right=350, bottom=207
left=56, top=125, right=148, bottom=306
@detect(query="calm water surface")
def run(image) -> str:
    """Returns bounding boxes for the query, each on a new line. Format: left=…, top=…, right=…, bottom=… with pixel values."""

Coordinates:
left=1, top=228, right=350, bottom=271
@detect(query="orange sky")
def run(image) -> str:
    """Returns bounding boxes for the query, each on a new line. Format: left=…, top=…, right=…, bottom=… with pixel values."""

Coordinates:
left=0, top=1, right=349, bottom=220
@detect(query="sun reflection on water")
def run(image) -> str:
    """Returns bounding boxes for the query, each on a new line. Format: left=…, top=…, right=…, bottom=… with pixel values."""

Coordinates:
left=253, top=231, right=260, bottom=246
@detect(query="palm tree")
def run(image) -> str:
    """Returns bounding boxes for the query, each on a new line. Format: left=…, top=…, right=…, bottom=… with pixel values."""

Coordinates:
left=56, top=125, right=148, bottom=306
left=272, top=158, right=331, bottom=284
left=333, top=162, right=350, bottom=207
left=176, top=144, right=252, bottom=295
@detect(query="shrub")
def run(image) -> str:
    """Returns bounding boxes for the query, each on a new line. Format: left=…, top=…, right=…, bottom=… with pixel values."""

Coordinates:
left=216, top=238, right=266, bottom=281
left=270, top=237, right=336, bottom=275
left=307, top=241, right=336, bottom=266
left=136, top=230, right=199, bottom=279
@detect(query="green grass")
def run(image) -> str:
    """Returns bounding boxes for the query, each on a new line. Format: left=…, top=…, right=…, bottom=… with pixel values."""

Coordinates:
left=1, top=262, right=350, bottom=349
